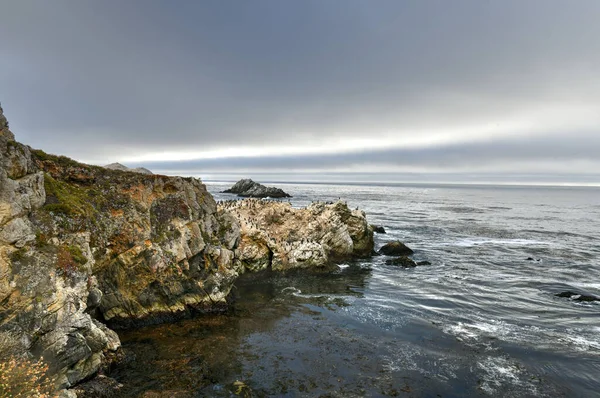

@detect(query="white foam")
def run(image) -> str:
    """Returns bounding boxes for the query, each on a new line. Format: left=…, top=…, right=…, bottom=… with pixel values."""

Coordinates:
left=281, top=286, right=301, bottom=295
left=441, top=238, right=550, bottom=247
left=337, top=263, right=350, bottom=269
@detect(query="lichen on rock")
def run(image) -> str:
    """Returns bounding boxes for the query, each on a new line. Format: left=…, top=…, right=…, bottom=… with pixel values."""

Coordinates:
left=0, top=104, right=375, bottom=394
left=218, top=198, right=374, bottom=272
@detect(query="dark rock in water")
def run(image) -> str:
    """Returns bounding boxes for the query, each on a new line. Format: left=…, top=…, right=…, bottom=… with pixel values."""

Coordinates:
left=385, top=256, right=417, bottom=267
left=416, top=261, right=431, bottom=266
left=371, top=224, right=386, bottom=234
left=526, top=257, right=535, bottom=261
left=379, top=241, right=414, bottom=256
left=555, top=291, right=600, bottom=302
left=72, top=375, right=123, bottom=397
left=223, top=178, right=291, bottom=198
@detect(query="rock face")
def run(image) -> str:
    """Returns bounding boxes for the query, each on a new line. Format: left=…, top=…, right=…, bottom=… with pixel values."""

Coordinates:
left=219, top=199, right=373, bottom=271
left=104, top=162, right=153, bottom=175
left=223, top=179, right=291, bottom=198
left=379, top=241, right=414, bottom=256
left=0, top=106, right=239, bottom=389
left=0, top=105, right=373, bottom=393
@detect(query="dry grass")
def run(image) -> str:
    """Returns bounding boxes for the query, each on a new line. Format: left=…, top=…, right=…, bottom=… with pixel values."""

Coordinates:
left=0, top=332, right=55, bottom=398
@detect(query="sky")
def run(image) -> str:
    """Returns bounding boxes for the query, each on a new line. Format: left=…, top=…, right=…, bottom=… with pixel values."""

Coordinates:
left=1, top=1, right=599, bottom=184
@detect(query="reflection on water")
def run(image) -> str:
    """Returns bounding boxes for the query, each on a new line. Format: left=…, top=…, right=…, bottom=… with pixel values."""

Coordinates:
left=111, top=266, right=377, bottom=397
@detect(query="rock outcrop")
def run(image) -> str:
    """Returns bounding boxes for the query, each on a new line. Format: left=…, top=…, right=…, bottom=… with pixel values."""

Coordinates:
left=0, top=103, right=14, bottom=140
left=104, top=162, right=153, bottom=175
left=223, top=179, right=291, bottom=198
left=0, top=105, right=373, bottom=394
left=219, top=199, right=373, bottom=271
left=0, top=106, right=240, bottom=390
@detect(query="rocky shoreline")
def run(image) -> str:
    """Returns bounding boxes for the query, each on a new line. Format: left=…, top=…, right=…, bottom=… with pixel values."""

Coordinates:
left=0, top=105, right=374, bottom=396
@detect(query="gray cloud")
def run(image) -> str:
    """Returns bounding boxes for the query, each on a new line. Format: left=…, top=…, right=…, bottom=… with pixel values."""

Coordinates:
left=1, top=1, right=599, bottom=180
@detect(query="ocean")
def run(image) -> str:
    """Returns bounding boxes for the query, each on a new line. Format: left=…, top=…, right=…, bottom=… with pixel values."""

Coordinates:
left=110, top=181, right=600, bottom=397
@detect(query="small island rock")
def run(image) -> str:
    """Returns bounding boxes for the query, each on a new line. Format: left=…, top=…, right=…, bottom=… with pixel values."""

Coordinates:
left=223, top=178, right=291, bottom=198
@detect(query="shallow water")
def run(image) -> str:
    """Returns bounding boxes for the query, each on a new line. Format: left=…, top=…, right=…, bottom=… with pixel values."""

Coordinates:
left=111, top=182, right=600, bottom=397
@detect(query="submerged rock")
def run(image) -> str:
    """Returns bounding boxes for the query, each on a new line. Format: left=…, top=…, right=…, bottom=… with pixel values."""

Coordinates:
left=555, top=291, right=599, bottom=302
left=416, top=261, right=431, bottom=266
left=371, top=224, right=386, bottom=234
left=223, top=178, right=291, bottom=198
left=71, top=375, right=123, bottom=398
left=378, top=240, right=414, bottom=256
left=385, top=256, right=417, bottom=267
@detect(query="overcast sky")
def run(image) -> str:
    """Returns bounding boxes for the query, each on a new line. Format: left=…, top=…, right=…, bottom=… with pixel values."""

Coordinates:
left=1, top=1, right=599, bottom=183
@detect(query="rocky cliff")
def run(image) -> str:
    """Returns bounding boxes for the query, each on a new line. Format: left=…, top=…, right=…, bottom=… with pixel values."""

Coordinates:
left=0, top=105, right=373, bottom=394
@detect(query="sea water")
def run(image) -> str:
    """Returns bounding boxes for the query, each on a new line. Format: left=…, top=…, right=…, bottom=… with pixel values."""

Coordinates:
left=110, top=182, right=600, bottom=397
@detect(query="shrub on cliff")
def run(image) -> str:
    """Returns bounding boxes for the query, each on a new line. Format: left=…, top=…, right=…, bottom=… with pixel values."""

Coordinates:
left=0, top=333, right=55, bottom=398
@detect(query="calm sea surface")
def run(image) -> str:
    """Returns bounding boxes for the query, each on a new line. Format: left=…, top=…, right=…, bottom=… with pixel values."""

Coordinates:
left=111, top=182, right=600, bottom=397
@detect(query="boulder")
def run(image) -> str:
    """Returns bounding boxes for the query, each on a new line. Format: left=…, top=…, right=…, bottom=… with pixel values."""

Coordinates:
left=371, top=224, right=386, bottom=234
left=378, top=241, right=414, bottom=256
left=222, top=178, right=291, bottom=198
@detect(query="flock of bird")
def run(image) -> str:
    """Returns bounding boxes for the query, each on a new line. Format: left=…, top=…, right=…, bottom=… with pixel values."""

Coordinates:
left=215, top=198, right=331, bottom=253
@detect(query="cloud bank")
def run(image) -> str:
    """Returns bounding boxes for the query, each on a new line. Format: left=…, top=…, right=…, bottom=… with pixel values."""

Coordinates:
left=1, top=1, right=599, bottom=182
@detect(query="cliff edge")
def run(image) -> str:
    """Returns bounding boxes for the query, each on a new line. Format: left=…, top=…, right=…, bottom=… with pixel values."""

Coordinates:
left=0, top=105, right=373, bottom=394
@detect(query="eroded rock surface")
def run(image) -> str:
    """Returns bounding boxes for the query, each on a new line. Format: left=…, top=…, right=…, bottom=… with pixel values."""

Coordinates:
left=219, top=199, right=373, bottom=271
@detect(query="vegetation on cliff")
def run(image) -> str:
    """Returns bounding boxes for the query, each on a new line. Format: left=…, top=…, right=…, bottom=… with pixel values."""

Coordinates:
left=0, top=105, right=374, bottom=395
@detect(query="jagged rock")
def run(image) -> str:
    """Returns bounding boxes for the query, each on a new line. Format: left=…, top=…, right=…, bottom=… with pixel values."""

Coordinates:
left=378, top=241, right=414, bottom=256
left=371, top=224, right=386, bottom=234
left=385, top=256, right=417, bottom=267
left=223, top=178, right=291, bottom=198
left=218, top=199, right=373, bottom=271
left=0, top=105, right=240, bottom=390
left=555, top=291, right=599, bottom=302
left=0, top=103, right=15, bottom=141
